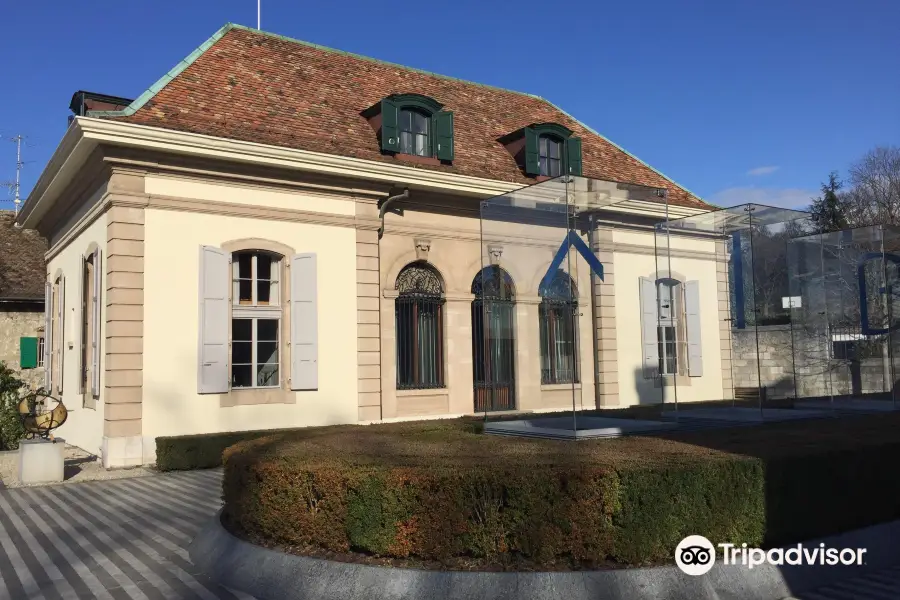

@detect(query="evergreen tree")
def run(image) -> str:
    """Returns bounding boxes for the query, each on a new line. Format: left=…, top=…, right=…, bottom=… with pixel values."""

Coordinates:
left=809, top=172, right=848, bottom=232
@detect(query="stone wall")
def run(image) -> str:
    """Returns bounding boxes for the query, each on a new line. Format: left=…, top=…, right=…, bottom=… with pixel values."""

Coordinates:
left=731, top=324, right=899, bottom=399
left=0, top=305, right=45, bottom=389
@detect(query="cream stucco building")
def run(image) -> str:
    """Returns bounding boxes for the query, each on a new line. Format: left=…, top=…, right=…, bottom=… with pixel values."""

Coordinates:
left=17, top=24, right=733, bottom=467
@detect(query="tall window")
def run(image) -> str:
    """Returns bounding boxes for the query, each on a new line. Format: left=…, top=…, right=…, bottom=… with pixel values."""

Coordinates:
left=539, top=135, right=563, bottom=177
left=472, top=266, right=517, bottom=411
left=539, top=270, right=579, bottom=384
left=395, top=262, right=444, bottom=389
left=231, top=251, right=282, bottom=389
left=657, top=280, right=680, bottom=375
left=399, top=108, right=430, bottom=157
left=37, top=336, right=45, bottom=368
left=80, top=253, right=94, bottom=392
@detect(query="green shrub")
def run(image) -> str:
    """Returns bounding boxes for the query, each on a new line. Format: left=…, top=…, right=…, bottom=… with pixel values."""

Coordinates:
left=219, top=415, right=900, bottom=568
left=0, top=362, right=26, bottom=451
left=156, top=428, right=305, bottom=471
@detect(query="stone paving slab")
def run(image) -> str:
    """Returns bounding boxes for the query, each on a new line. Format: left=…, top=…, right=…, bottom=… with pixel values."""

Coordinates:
left=0, top=467, right=255, bottom=599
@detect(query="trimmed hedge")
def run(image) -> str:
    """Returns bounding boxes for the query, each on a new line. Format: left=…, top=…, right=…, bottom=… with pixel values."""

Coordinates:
left=156, top=428, right=304, bottom=471
left=221, top=414, right=900, bottom=568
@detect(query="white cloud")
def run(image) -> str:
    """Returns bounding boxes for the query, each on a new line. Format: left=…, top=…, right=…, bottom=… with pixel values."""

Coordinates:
left=709, top=187, right=817, bottom=209
left=746, top=166, right=780, bottom=176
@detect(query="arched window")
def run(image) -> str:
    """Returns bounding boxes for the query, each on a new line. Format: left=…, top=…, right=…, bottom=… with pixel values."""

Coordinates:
left=395, top=262, right=445, bottom=389
left=539, top=270, right=578, bottom=384
left=539, top=135, right=563, bottom=178
left=231, top=250, right=283, bottom=388
left=472, top=266, right=516, bottom=411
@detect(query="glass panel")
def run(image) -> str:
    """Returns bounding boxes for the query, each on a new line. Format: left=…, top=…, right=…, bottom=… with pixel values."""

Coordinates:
left=232, top=365, right=253, bottom=388
left=258, top=318, right=278, bottom=341
left=232, top=341, right=252, bottom=365
left=399, top=109, right=412, bottom=131
left=257, top=255, right=272, bottom=280
left=548, top=139, right=560, bottom=159
left=257, top=363, right=279, bottom=387
left=232, top=318, right=252, bottom=341
left=539, top=136, right=548, bottom=156
left=415, top=133, right=428, bottom=156
left=257, top=281, right=271, bottom=305
left=237, top=253, right=252, bottom=279
left=258, top=342, right=278, bottom=365
left=549, top=158, right=561, bottom=178
left=539, top=157, right=548, bottom=176
left=413, top=111, right=429, bottom=134
left=400, top=131, right=413, bottom=154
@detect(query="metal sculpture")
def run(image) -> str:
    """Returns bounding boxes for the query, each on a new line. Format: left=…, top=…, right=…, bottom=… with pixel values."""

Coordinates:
left=17, top=389, right=67, bottom=440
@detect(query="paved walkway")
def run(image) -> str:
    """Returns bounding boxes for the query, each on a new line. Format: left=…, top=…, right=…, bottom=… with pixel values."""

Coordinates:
left=793, top=565, right=900, bottom=599
left=1, top=467, right=898, bottom=600
left=0, top=469, right=255, bottom=600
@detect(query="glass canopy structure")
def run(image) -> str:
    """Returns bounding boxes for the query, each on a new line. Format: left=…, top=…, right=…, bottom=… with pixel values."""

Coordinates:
left=787, top=225, right=900, bottom=411
left=654, top=204, right=814, bottom=417
left=478, top=175, right=666, bottom=438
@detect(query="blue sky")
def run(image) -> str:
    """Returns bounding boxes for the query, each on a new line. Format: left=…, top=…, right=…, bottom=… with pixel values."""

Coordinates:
left=1, top=1, right=897, bottom=209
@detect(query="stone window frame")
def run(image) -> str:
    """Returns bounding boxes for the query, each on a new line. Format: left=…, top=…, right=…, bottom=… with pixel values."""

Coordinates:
left=645, top=268, right=693, bottom=388
left=220, top=238, right=296, bottom=407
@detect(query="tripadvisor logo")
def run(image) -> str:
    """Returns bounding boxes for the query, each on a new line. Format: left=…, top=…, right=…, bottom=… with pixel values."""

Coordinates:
left=675, top=535, right=716, bottom=576
left=675, top=535, right=868, bottom=576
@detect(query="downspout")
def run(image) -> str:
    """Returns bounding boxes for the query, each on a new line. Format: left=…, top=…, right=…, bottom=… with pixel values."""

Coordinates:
left=375, top=188, right=409, bottom=422
left=377, top=188, right=409, bottom=240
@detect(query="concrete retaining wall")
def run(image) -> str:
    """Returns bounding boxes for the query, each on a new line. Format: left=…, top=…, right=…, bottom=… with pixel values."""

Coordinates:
left=190, top=511, right=900, bottom=600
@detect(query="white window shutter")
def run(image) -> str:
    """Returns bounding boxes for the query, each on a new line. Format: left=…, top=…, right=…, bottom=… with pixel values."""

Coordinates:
left=639, top=277, right=659, bottom=378
left=291, top=253, right=318, bottom=390
left=198, top=246, right=229, bottom=394
left=685, top=280, right=703, bottom=377
left=58, top=276, right=65, bottom=393
left=91, top=249, right=102, bottom=398
left=44, top=281, right=53, bottom=391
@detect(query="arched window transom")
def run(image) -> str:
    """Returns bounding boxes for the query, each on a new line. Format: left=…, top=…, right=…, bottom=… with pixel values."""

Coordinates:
left=471, top=266, right=515, bottom=300
left=395, top=262, right=444, bottom=389
left=539, top=270, right=579, bottom=384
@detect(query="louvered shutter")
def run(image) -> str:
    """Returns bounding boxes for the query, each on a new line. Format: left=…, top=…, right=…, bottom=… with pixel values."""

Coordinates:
left=524, top=127, right=540, bottom=175
left=20, top=338, right=38, bottom=369
left=566, top=137, right=583, bottom=176
left=291, top=253, right=318, bottom=390
left=198, top=246, right=229, bottom=394
left=44, top=281, right=52, bottom=390
left=91, top=248, right=102, bottom=398
left=685, top=280, right=703, bottom=377
left=434, top=111, right=454, bottom=161
left=640, top=277, right=660, bottom=378
left=381, top=98, right=400, bottom=152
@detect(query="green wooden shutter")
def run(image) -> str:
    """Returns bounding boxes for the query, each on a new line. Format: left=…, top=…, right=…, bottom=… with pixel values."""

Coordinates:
left=434, top=111, right=454, bottom=161
left=524, top=127, right=540, bottom=175
left=20, top=337, right=38, bottom=369
left=381, top=98, right=400, bottom=152
left=566, top=136, right=583, bottom=176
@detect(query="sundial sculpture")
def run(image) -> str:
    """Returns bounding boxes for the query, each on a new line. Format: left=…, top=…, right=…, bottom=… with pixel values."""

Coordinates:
left=17, top=389, right=67, bottom=440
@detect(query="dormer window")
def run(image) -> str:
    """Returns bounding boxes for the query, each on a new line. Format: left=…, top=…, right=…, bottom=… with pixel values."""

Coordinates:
left=499, top=123, right=582, bottom=178
left=539, top=135, right=563, bottom=177
left=399, top=108, right=431, bottom=157
left=373, top=94, right=454, bottom=162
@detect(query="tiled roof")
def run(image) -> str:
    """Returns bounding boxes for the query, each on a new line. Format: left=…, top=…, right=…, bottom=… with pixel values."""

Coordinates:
left=112, top=25, right=708, bottom=209
left=0, top=211, right=47, bottom=301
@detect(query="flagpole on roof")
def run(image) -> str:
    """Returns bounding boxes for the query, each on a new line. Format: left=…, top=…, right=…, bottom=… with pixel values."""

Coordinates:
left=257, top=0, right=261, bottom=29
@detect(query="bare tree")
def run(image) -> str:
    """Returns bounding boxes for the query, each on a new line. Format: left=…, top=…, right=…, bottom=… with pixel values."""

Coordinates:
left=845, top=146, right=900, bottom=226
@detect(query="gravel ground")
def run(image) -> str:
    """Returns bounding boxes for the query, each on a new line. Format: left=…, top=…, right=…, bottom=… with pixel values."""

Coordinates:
left=0, top=443, right=155, bottom=488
